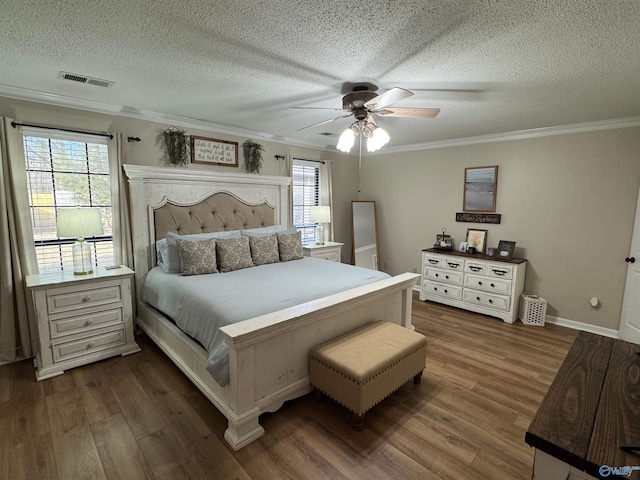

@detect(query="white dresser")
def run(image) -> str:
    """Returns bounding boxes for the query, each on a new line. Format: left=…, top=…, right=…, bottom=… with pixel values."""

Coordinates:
left=26, top=266, right=141, bottom=380
left=419, top=249, right=527, bottom=323
left=302, top=241, right=344, bottom=262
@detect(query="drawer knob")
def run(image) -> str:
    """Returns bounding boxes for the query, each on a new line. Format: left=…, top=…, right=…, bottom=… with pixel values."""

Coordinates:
left=478, top=281, right=483, bottom=286
left=87, top=341, right=95, bottom=349
left=476, top=296, right=481, bottom=301
left=445, top=275, right=449, bottom=279
left=82, top=296, right=91, bottom=303
left=85, top=319, right=93, bottom=326
left=435, top=273, right=439, bottom=277
left=444, top=289, right=448, bottom=293
left=434, top=287, right=438, bottom=291
left=489, top=299, right=493, bottom=304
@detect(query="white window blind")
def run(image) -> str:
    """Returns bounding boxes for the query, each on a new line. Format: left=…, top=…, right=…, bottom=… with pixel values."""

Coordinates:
left=23, top=130, right=115, bottom=273
left=292, top=159, right=320, bottom=244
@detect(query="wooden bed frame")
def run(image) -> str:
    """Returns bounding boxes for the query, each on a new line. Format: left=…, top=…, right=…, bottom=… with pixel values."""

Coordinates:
left=123, top=165, right=419, bottom=450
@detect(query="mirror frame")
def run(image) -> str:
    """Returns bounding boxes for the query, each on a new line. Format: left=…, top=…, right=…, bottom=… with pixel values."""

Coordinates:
left=351, top=200, right=380, bottom=270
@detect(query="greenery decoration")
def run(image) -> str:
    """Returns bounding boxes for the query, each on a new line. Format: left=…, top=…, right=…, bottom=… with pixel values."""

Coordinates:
left=157, top=127, right=190, bottom=167
left=243, top=139, right=264, bottom=174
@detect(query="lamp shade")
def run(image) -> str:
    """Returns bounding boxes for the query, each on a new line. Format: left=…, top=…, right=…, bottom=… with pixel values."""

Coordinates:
left=336, top=128, right=355, bottom=153
left=309, top=206, right=331, bottom=224
left=56, top=207, right=104, bottom=239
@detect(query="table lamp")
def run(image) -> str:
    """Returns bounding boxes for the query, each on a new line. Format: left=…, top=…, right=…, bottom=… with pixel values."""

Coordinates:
left=309, top=205, right=330, bottom=245
left=56, top=207, right=104, bottom=275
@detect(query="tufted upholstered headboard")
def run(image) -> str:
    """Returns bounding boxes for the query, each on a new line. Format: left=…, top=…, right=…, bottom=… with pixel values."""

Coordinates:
left=123, top=165, right=291, bottom=295
left=153, top=191, right=275, bottom=241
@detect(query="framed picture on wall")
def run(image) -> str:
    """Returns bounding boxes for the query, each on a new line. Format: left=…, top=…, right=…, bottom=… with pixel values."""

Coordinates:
left=497, top=240, right=516, bottom=260
left=466, top=228, right=488, bottom=254
left=463, top=166, right=498, bottom=212
left=191, top=136, right=239, bottom=167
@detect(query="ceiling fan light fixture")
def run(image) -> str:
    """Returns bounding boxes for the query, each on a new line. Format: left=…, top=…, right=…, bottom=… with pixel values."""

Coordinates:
left=336, top=127, right=356, bottom=153
left=367, top=126, right=390, bottom=152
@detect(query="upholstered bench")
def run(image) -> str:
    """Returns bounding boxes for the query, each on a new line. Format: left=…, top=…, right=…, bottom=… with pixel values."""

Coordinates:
left=309, top=320, right=427, bottom=430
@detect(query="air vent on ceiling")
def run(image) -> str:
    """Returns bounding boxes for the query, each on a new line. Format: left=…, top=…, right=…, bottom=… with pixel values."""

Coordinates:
left=59, top=71, right=114, bottom=88
left=319, top=132, right=338, bottom=137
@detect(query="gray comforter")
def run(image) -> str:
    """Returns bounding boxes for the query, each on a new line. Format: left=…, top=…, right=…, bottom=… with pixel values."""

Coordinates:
left=142, top=257, right=390, bottom=385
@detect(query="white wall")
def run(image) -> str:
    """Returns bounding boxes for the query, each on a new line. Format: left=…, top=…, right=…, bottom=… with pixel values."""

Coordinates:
left=359, top=127, right=640, bottom=329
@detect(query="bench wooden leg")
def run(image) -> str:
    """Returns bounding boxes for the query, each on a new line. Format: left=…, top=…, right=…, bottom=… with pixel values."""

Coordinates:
left=352, top=413, right=364, bottom=431
left=413, top=370, right=423, bottom=385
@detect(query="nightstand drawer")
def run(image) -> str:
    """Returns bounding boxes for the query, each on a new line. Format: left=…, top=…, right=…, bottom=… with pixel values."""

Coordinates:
left=47, top=282, right=122, bottom=314
left=315, top=251, right=340, bottom=262
left=50, top=308, right=123, bottom=338
left=52, top=328, right=125, bottom=362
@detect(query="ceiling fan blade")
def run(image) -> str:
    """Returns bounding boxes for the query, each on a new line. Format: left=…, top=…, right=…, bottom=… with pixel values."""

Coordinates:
left=364, top=87, right=414, bottom=110
left=374, top=107, right=440, bottom=119
left=297, top=114, right=353, bottom=131
left=291, top=106, right=346, bottom=111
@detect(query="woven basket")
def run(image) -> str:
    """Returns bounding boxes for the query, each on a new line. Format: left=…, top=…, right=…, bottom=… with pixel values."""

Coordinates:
left=519, top=294, right=547, bottom=326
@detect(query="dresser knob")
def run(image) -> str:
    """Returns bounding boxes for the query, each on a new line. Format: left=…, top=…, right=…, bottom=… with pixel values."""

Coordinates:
left=491, top=283, right=495, bottom=288
left=478, top=281, right=483, bottom=286
left=87, top=342, right=95, bottom=349
left=444, top=289, right=448, bottom=293
left=476, top=297, right=481, bottom=301
left=85, top=319, right=93, bottom=326
left=626, top=257, right=636, bottom=263
left=82, top=296, right=91, bottom=303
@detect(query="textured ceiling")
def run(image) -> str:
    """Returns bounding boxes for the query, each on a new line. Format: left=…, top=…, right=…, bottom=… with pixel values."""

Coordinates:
left=1, top=0, right=639, bottom=151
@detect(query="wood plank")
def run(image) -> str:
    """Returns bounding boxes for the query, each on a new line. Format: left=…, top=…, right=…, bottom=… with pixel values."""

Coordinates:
left=585, top=337, right=640, bottom=477
left=46, top=390, right=106, bottom=480
left=0, top=363, right=10, bottom=403
left=100, top=357, right=167, bottom=439
left=0, top=401, right=10, bottom=480
left=9, top=433, right=58, bottom=480
left=188, top=433, right=253, bottom=480
left=9, top=358, right=49, bottom=445
left=525, top=331, right=614, bottom=470
left=91, top=413, right=155, bottom=480
left=137, top=426, right=204, bottom=480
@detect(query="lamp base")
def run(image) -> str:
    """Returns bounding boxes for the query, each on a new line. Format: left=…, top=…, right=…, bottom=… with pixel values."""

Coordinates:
left=315, top=224, right=325, bottom=245
left=72, top=239, right=94, bottom=275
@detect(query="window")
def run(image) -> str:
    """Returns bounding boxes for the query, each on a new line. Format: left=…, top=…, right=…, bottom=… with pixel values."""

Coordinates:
left=292, top=159, right=320, bottom=244
left=23, top=131, right=114, bottom=273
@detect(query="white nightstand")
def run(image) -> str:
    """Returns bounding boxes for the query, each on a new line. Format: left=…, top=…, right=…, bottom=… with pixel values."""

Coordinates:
left=302, top=241, right=344, bottom=262
left=26, top=266, right=141, bottom=381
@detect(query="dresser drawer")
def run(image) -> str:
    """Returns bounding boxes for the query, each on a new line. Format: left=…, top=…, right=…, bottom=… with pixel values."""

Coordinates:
left=464, top=274, right=511, bottom=294
left=487, top=264, right=514, bottom=279
left=465, top=261, right=487, bottom=275
left=425, top=268, right=463, bottom=286
left=423, top=280, right=462, bottom=300
left=50, top=308, right=123, bottom=338
left=47, top=282, right=122, bottom=314
left=463, top=290, right=510, bottom=311
left=424, top=254, right=444, bottom=268
left=52, top=328, right=125, bottom=362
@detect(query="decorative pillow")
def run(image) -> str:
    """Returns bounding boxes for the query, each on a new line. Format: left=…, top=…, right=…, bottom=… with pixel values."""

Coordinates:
left=162, top=230, right=241, bottom=273
left=241, top=226, right=298, bottom=237
left=242, top=225, right=287, bottom=235
left=277, top=231, right=304, bottom=261
left=216, top=236, right=254, bottom=272
left=175, top=238, right=218, bottom=276
left=248, top=234, right=280, bottom=266
left=156, top=238, right=168, bottom=268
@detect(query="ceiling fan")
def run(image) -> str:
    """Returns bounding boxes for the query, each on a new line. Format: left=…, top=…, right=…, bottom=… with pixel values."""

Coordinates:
left=292, top=84, right=440, bottom=152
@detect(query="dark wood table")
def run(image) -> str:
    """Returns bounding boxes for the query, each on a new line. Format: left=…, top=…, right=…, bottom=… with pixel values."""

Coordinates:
left=526, top=331, right=640, bottom=478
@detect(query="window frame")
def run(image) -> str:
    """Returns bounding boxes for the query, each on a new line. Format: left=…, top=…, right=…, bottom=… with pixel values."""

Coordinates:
left=22, top=128, right=115, bottom=273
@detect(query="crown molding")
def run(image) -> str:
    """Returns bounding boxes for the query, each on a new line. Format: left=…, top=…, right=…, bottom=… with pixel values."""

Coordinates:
left=379, top=116, right=640, bottom=154
left=0, top=83, right=331, bottom=151
left=2, top=83, right=638, bottom=156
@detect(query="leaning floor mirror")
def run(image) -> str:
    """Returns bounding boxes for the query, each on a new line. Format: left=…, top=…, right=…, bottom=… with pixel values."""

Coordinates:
left=351, top=200, right=380, bottom=270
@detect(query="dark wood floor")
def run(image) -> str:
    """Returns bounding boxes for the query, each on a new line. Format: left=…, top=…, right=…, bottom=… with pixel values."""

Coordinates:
left=0, top=292, right=578, bottom=480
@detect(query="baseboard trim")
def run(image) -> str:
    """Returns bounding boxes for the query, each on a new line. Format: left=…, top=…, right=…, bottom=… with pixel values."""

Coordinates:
left=413, top=285, right=621, bottom=338
left=544, top=315, right=619, bottom=339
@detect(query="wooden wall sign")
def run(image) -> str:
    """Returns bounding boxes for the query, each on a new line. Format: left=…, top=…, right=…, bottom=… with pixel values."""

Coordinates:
left=191, top=136, right=238, bottom=167
left=456, top=212, right=502, bottom=224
